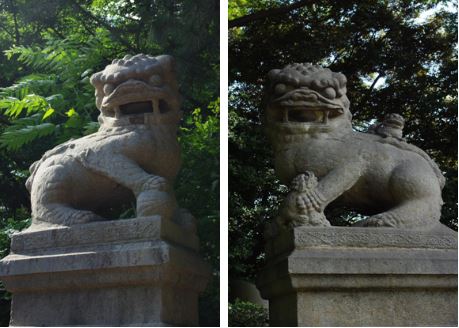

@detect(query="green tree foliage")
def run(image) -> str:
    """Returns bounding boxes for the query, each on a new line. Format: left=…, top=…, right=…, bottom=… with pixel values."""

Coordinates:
left=229, top=300, right=269, bottom=327
left=0, top=0, right=219, bottom=326
left=229, top=0, right=457, bottom=283
left=176, top=101, right=220, bottom=325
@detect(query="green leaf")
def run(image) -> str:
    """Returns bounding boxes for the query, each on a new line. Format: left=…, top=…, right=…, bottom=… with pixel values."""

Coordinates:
left=5, top=100, right=24, bottom=118
left=0, top=123, right=55, bottom=150
left=0, top=97, right=18, bottom=111
left=42, top=108, right=55, bottom=120
left=66, top=108, right=77, bottom=117
left=45, top=94, right=64, bottom=108
left=81, top=69, right=93, bottom=78
left=23, top=94, right=48, bottom=114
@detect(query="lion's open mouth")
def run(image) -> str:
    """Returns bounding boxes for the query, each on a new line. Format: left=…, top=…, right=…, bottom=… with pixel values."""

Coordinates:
left=274, top=106, right=343, bottom=124
left=287, top=108, right=329, bottom=123
left=119, top=101, right=153, bottom=115
left=118, top=99, right=170, bottom=115
left=100, top=79, right=173, bottom=119
left=99, top=79, right=182, bottom=125
left=271, top=89, right=345, bottom=125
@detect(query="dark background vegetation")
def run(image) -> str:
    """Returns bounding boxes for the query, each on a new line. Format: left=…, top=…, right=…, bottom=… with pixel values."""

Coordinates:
left=229, top=1, right=457, bottom=322
left=0, top=0, right=219, bottom=326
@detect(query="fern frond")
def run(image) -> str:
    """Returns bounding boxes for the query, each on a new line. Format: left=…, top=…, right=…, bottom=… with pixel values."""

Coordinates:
left=0, top=121, right=56, bottom=150
left=5, top=41, right=75, bottom=74
left=23, top=94, right=49, bottom=115
left=0, top=97, right=19, bottom=110
left=0, top=74, right=56, bottom=98
left=5, top=113, right=41, bottom=127
left=0, top=94, right=50, bottom=118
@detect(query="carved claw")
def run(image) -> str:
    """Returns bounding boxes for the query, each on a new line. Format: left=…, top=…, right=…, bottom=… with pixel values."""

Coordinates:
left=309, top=214, right=331, bottom=227
left=307, top=190, right=323, bottom=212
left=296, top=192, right=322, bottom=213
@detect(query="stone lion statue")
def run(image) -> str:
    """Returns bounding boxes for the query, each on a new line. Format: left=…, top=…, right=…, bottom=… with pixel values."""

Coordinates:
left=265, top=63, right=445, bottom=229
left=26, top=54, right=186, bottom=227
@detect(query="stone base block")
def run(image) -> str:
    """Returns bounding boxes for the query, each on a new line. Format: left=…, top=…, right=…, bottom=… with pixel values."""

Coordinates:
left=258, top=226, right=458, bottom=327
left=0, top=216, right=210, bottom=326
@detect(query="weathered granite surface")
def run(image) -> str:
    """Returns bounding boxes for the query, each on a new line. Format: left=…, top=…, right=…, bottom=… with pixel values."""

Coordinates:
left=265, top=63, right=445, bottom=229
left=1, top=216, right=210, bottom=326
left=258, top=226, right=458, bottom=327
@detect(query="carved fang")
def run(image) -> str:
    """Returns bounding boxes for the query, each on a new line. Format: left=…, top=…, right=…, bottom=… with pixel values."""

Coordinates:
left=315, top=111, right=324, bottom=122
left=283, top=108, right=289, bottom=122
left=114, top=107, right=121, bottom=118
left=152, top=99, right=159, bottom=115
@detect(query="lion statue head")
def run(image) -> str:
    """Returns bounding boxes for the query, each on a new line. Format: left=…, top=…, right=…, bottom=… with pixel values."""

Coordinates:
left=90, top=54, right=182, bottom=128
left=264, top=63, right=352, bottom=138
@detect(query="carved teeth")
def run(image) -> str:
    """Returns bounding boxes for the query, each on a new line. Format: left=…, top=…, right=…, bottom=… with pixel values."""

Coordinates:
left=283, top=108, right=289, bottom=122
left=114, top=106, right=121, bottom=118
left=315, top=111, right=324, bottom=122
left=282, top=108, right=332, bottom=124
left=152, top=99, right=159, bottom=114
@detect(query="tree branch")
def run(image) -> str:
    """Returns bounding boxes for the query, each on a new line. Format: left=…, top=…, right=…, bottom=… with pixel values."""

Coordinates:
left=368, top=73, right=382, bottom=94
left=8, top=0, right=20, bottom=44
left=229, top=0, right=311, bottom=28
left=362, top=72, right=383, bottom=108
left=69, top=0, right=138, bottom=52
left=50, top=27, right=66, bottom=39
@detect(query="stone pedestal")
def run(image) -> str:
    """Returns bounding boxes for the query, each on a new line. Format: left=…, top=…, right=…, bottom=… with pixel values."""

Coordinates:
left=0, top=216, right=210, bottom=326
left=258, top=226, right=458, bottom=327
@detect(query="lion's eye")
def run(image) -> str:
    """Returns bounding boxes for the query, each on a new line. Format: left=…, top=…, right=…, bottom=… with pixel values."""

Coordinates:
left=323, top=87, right=336, bottom=99
left=274, top=83, right=287, bottom=94
left=149, top=75, right=162, bottom=86
left=103, top=83, right=115, bottom=96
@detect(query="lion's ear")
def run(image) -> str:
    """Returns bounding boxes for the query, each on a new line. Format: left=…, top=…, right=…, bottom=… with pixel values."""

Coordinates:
left=156, top=55, right=179, bottom=94
left=335, top=72, right=347, bottom=88
left=94, top=88, right=104, bottom=110
left=90, top=72, right=103, bottom=87
left=267, top=69, right=281, bottom=82
left=156, top=55, right=176, bottom=73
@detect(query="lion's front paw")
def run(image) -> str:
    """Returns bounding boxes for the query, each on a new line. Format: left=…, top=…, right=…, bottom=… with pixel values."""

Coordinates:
left=296, top=192, right=323, bottom=213
left=309, top=214, right=331, bottom=227
left=361, top=213, right=399, bottom=228
left=136, top=189, right=176, bottom=219
left=66, top=210, right=104, bottom=225
left=141, top=176, right=169, bottom=192
left=294, top=213, right=330, bottom=227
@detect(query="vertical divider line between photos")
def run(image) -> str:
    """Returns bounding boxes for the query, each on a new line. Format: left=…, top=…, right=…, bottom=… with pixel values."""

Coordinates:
left=219, top=1, right=229, bottom=327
